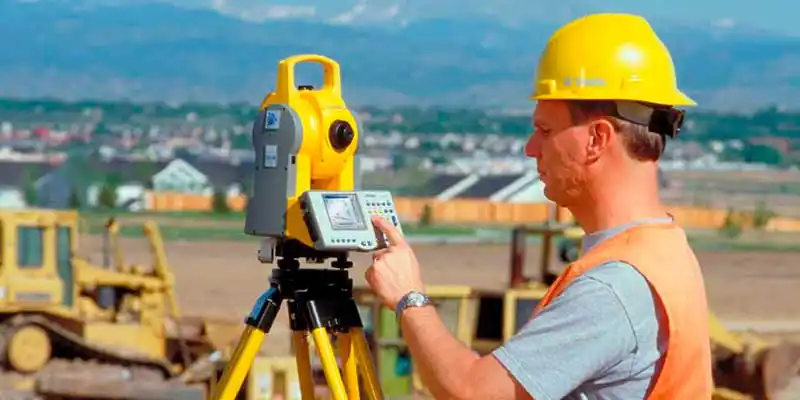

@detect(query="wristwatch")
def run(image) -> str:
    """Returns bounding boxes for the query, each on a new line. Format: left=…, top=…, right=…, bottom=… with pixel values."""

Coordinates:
left=395, top=291, right=432, bottom=320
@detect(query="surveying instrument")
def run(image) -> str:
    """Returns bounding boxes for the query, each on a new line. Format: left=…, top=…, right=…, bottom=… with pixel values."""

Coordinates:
left=211, top=54, right=402, bottom=400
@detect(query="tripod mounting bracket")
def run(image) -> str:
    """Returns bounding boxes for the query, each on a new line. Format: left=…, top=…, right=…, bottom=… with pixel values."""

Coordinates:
left=270, top=268, right=363, bottom=333
left=270, top=239, right=354, bottom=270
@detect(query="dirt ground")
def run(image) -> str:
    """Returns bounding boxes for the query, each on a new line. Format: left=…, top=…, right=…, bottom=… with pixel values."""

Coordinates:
left=70, top=234, right=800, bottom=398
left=77, top=234, right=800, bottom=347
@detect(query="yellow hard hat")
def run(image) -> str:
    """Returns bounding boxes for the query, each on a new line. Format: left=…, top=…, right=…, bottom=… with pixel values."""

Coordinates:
left=532, top=13, right=696, bottom=107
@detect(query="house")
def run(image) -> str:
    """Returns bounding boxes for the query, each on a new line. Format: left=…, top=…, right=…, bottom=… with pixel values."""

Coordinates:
left=37, top=158, right=167, bottom=210
left=487, top=173, right=546, bottom=203
left=364, top=172, right=475, bottom=199
left=150, top=158, right=252, bottom=197
left=0, top=160, right=59, bottom=208
left=151, top=158, right=211, bottom=195
left=414, top=173, right=472, bottom=198
left=190, top=159, right=253, bottom=197
left=433, top=173, right=547, bottom=203
left=450, top=174, right=523, bottom=200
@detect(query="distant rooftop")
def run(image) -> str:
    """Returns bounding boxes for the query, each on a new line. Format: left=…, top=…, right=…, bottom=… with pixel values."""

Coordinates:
left=412, top=173, right=469, bottom=197
left=454, top=174, right=523, bottom=199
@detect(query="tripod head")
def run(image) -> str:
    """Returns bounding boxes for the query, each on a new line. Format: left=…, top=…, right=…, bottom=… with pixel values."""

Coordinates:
left=244, top=54, right=404, bottom=269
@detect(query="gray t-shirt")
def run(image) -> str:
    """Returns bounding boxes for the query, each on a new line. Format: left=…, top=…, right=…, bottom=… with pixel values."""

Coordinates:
left=493, top=218, right=671, bottom=399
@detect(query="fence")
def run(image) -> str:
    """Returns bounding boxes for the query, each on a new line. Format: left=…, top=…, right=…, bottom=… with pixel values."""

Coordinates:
left=143, top=192, right=800, bottom=233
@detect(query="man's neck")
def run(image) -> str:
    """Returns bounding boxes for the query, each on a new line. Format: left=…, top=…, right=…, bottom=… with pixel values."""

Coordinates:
left=568, top=168, right=668, bottom=234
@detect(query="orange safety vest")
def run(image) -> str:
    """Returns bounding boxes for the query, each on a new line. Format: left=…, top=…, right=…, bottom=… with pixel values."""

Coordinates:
left=531, top=221, right=713, bottom=399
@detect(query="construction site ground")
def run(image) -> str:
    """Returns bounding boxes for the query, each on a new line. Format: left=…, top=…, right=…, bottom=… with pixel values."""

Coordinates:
left=78, top=234, right=800, bottom=355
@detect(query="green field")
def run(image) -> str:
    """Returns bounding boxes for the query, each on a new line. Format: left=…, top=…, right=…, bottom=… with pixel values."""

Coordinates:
left=684, top=229, right=800, bottom=252
left=75, top=210, right=800, bottom=252
left=80, top=210, right=477, bottom=240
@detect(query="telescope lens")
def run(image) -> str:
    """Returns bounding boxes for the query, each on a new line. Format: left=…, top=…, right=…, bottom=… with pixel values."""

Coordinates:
left=329, top=120, right=354, bottom=151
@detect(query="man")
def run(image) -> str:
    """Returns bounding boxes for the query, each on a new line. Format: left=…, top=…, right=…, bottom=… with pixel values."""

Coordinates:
left=366, top=12, right=713, bottom=400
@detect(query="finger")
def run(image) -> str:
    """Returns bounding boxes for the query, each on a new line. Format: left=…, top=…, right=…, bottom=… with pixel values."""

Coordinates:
left=372, top=248, right=390, bottom=260
left=365, top=266, right=375, bottom=283
left=371, top=215, right=405, bottom=247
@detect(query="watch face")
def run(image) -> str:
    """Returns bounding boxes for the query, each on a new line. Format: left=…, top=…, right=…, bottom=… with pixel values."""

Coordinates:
left=396, top=292, right=430, bottom=320
left=407, top=292, right=425, bottom=306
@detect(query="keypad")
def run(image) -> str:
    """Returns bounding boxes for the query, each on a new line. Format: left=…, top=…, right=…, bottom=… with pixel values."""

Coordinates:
left=366, top=200, right=398, bottom=227
left=364, top=197, right=401, bottom=248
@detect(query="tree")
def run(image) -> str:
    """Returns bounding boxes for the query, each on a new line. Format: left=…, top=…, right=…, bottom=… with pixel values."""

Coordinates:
left=718, top=208, right=743, bottom=239
left=19, top=165, right=40, bottom=207
left=752, top=200, right=776, bottom=230
left=68, top=186, right=82, bottom=209
left=742, top=144, right=784, bottom=165
left=97, top=183, right=117, bottom=209
left=391, top=152, right=408, bottom=170
left=418, top=204, right=433, bottom=227
left=211, top=189, right=230, bottom=214
left=23, top=179, right=38, bottom=207
left=96, top=172, right=122, bottom=209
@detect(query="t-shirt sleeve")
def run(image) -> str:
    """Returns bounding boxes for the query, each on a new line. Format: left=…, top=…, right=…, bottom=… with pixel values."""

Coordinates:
left=491, top=262, right=641, bottom=400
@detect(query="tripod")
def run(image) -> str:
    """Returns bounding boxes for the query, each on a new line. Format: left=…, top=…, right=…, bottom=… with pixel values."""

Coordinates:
left=211, top=240, right=384, bottom=400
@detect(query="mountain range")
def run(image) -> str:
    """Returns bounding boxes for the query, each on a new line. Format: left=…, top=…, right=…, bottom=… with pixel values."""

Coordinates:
left=2, top=0, right=800, bottom=111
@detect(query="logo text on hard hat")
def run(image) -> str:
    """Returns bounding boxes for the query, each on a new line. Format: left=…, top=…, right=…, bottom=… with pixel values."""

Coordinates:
left=563, top=77, right=606, bottom=88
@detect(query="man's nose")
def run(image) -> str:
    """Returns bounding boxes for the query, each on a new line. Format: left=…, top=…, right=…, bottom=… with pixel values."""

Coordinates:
left=525, top=133, right=541, bottom=158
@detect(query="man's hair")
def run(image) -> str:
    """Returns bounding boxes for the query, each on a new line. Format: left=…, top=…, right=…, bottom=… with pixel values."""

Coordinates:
left=566, top=100, right=663, bottom=162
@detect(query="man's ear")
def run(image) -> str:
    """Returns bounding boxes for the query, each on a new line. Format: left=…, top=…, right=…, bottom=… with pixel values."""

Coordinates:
left=586, top=119, right=614, bottom=162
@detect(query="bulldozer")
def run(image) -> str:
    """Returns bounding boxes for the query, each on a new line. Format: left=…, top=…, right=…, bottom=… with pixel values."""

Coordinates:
left=507, top=214, right=800, bottom=400
left=0, top=208, right=242, bottom=399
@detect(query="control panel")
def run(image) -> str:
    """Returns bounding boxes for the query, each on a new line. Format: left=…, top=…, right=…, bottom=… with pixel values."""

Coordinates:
left=300, top=190, right=404, bottom=252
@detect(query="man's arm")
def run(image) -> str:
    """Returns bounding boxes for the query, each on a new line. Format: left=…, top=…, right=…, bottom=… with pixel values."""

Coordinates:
left=400, top=306, right=530, bottom=400
left=399, top=262, right=644, bottom=400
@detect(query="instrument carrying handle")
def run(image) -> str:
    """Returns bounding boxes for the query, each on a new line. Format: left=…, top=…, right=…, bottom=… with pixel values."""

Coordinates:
left=276, top=54, right=342, bottom=99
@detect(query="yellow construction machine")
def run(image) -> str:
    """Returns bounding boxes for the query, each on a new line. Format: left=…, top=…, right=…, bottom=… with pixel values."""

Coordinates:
left=0, top=208, right=241, bottom=399
left=507, top=217, right=800, bottom=400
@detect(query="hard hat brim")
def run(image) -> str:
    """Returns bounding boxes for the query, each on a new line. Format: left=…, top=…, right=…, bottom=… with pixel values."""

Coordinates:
left=531, top=89, right=697, bottom=108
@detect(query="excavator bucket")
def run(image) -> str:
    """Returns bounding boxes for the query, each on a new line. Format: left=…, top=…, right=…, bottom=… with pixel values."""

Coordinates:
left=165, top=316, right=242, bottom=357
left=762, top=342, right=800, bottom=398
left=710, top=313, right=800, bottom=399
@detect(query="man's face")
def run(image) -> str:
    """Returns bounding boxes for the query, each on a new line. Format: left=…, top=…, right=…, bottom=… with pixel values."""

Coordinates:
left=524, top=100, right=591, bottom=207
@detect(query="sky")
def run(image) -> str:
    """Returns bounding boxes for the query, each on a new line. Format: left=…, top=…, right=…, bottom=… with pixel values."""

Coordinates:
left=174, top=0, right=800, bottom=37
left=597, top=0, right=797, bottom=36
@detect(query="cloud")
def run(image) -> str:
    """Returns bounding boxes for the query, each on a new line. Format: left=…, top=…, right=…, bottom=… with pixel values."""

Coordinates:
left=711, top=17, right=737, bottom=29
left=328, top=0, right=403, bottom=25
left=211, top=0, right=316, bottom=21
left=329, top=0, right=368, bottom=24
left=259, top=5, right=316, bottom=19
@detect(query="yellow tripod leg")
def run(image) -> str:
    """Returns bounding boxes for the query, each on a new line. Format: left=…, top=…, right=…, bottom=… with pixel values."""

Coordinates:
left=211, top=325, right=264, bottom=400
left=350, top=327, right=384, bottom=400
left=211, top=287, right=282, bottom=400
left=338, top=333, right=360, bottom=400
left=311, top=327, right=348, bottom=400
left=293, top=332, right=317, bottom=400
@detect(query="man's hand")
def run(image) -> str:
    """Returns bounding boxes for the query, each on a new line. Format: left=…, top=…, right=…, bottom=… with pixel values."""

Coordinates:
left=365, top=215, right=424, bottom=309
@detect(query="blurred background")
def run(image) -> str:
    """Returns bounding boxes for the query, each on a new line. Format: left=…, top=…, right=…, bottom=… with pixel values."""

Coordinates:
left=1, top=1, right=800, bottom=399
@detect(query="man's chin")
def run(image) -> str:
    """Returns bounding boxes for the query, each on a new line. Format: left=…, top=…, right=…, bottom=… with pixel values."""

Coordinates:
left=543, top=187, right=557, bottom=203
left=543, top=188, right=568, bottom=209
